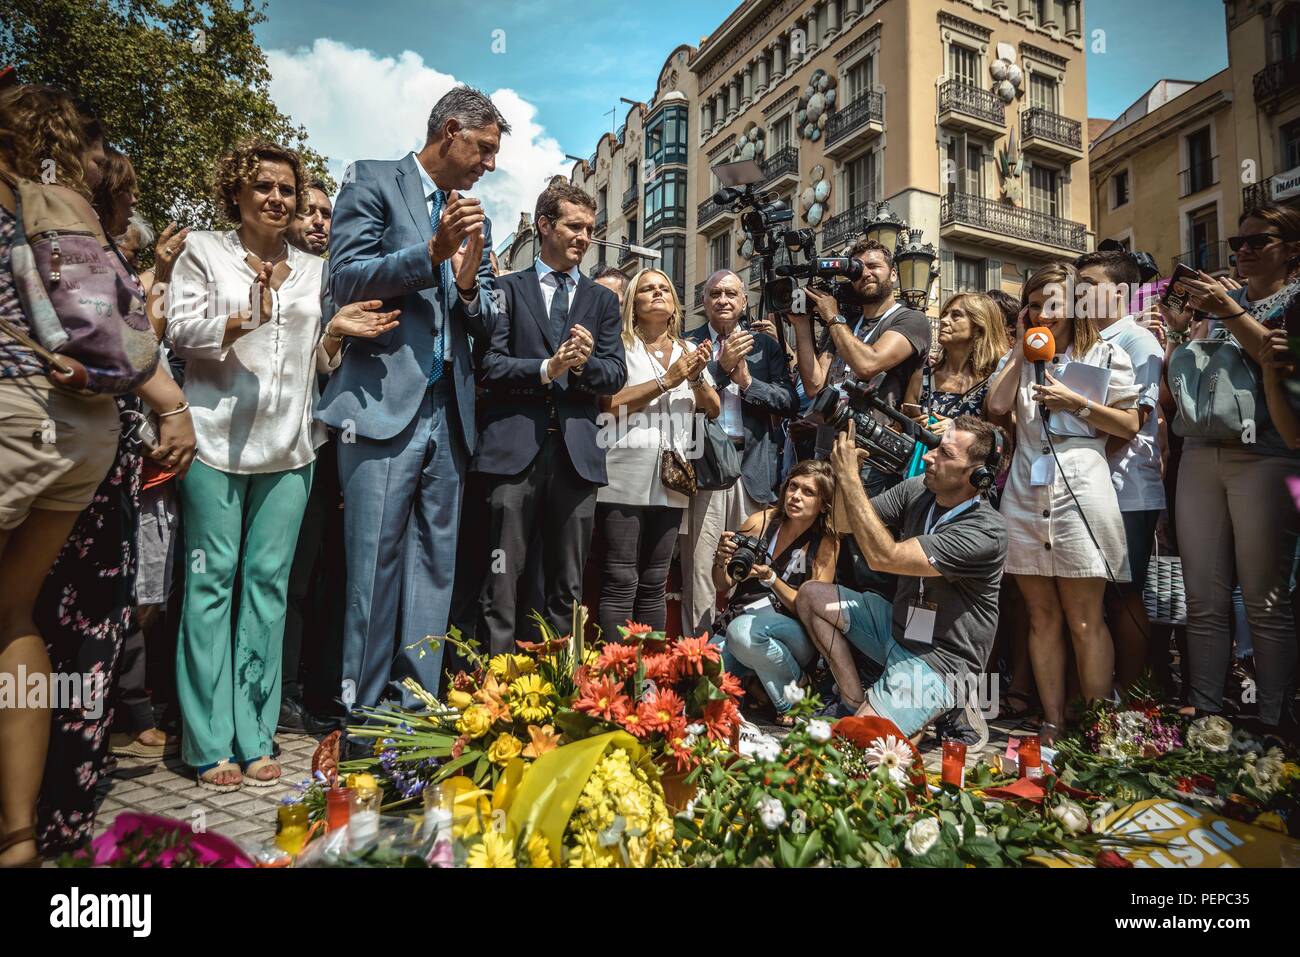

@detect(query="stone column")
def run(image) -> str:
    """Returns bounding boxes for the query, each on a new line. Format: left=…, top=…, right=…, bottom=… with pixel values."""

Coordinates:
left=1042, top=0, right=1058, bottom=29
left=728, top=78, right=738, bottom=115
left=1065, top=0, right=1081, bottom=38
left=1018, top=0, right=1034, bottom=22
left=715, top=92, right=727, bottom=126
left=807, top=9, right=820, bottom=52
left=742, top=64, right=753, bottom=104
left=702, top=101, right=713, bottom=132
left=757, top=53, right=769, bottom=94
left=774, top=39, right=786, bottom=77
left=827, top=0, right=839, bottom=38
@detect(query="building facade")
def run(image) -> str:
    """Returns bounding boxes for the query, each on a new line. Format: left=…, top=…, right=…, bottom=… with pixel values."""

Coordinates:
left=1090, top=0, right=1300, bottom=278
left=560, top=0, right=1091, bottom=332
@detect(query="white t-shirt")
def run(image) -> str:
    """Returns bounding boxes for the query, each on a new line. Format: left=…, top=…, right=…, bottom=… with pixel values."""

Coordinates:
left=598, top=337, right=714, bottom=509
left=165, top=230, right=339, bottom=474
left=1100, top=316, right=1166, bottom=512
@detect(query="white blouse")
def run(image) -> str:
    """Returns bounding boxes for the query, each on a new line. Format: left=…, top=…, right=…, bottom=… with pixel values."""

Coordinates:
left=165, top=230, right=339, bottom=474
left=598, top=337, right=714, bottom=509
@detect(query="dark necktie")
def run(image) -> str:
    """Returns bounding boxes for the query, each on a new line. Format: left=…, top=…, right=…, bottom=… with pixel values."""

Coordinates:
left=549, top=272, right=570, bottom=346
left=428, top=188, right=448, bottom=386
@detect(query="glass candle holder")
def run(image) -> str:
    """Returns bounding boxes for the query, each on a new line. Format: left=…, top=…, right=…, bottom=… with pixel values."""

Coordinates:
left=325, top=787, right=352, bottom=832
left=941, top=739, right=967, bottom=787
left=1019, top=735, right=1042, bottom=779
left=348, top=786, right=381, bottom=850
left=275, top=802, right=310, bottom=856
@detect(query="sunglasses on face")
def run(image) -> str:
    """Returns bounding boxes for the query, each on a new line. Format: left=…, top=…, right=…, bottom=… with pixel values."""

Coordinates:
left=1227, top=233, right=1283, bottom=252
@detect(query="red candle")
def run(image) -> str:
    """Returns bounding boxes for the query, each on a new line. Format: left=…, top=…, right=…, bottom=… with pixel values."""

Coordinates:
left=1019, top=735, right=1042, bottom=779
left=941, top=739, right=967, bottom=787
left=326, top=787, right=352, bottom=831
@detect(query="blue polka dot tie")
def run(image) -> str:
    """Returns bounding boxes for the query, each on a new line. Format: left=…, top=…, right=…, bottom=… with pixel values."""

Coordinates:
left=428, top=188, right=449, bottom=387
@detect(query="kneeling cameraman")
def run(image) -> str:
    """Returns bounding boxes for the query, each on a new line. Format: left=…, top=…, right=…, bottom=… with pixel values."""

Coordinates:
left=796, top=416, right=1007, bottom=735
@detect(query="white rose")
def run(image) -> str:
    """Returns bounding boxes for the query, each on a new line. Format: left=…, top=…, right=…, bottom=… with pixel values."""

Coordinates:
left=1189, top=725, right=1232, bottom=753
left=806, top=719, right=832, bottom=744
left=757, top=795, right=786, bottom=831
left=903, top=817, right=941, bottom=856
left=783, top=681, right=806, bottom=705
left=1051, top=799, right=1089, bottom=834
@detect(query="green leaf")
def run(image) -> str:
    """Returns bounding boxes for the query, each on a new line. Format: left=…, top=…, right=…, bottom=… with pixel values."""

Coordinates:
left=794, top=830, right=825, bottom=868
left=777, top=833, right=798, bottom=869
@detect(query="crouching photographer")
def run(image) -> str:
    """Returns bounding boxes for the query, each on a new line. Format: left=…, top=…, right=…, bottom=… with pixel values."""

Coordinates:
left=711, top=461, right=839, bottom=727
left=795, top=416, right=1008, bottom=738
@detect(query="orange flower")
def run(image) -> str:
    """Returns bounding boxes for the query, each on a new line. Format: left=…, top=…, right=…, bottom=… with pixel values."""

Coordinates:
left=474, top=672, right=512, bottom=723
left=522, top=724, right=562, bottom=759
left=596, top=642, right=640, bottom=678
left=516, top=637, right=568, bottom=654
left=665, top=718, right=695, bottom=771
left=573, top=675, right=631, bottom=722
left=702, top=698, right=739, bottom=741
left=450, top=734, right=470, bottom=759
left=619, top=709, right=652, bottom=738
left=718, top=671, right=744, bottom=699
left=673, top=635, right=721, bottom=676
left=622, top=621, right=655, bottom=639
left=639, top=689, right=684, bottom=734
left=643, top=653, right=678, bottom=684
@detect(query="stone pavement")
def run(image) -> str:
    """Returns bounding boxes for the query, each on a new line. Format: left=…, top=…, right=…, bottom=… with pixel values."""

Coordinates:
left=89, top=709, right=1030, bottom=854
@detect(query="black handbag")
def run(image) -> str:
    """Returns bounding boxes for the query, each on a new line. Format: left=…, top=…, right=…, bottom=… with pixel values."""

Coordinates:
left=694, top=413, right=742, bottom=491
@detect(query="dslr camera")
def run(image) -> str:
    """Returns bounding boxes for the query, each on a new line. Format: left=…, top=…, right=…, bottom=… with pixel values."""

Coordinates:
left=726, top=533, right=767, bottom=582
left=806, top=379, right=939, bottom=477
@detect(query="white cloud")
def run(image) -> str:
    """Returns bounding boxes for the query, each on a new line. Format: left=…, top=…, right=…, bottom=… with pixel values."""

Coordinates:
left=265, top=38, right=571, bottom=243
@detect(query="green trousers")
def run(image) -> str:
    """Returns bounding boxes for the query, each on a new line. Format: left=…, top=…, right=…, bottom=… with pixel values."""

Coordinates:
left=175, top=458, right=313, bottom=767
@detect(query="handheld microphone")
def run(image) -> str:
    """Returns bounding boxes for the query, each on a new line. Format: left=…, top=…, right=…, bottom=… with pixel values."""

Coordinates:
left=1023, top=326, right=1056, bottom=422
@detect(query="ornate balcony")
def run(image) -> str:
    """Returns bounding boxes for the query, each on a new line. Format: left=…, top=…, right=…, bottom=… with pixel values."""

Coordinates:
left=824, top=91, right=885, bottom=159
left=1173, top=241, right=1230, bottom=275
left=1179, top=157, right=1219, bottom=198
left=1254, top=54, right=1300, bottom=109
left=1020, top=108, right=1083, bottom=162
left=820, top=200, right=877, bottom=251
left=939, top=192, right=1086, bottom=256
left=759, top=145, right=800, bottom=189
left=938, top=79, right=1005, bottom=137
left=622, top=183, right=639, bottom=210
left=595, top=209, right=608, bottom=233
left=697, top=195, right=729, bottom=229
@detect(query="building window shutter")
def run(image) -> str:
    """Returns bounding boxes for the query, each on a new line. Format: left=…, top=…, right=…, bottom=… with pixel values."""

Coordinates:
left=984, top=258, right=1003, bottom=294
left=939, top=249, right=956, bottom=306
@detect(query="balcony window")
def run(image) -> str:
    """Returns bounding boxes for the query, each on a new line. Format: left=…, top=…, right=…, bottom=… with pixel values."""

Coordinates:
left=644, top=169, right=687, bottom=233
left=1184, top=128, right=1215, bottom=195
left=1029, top=73, right=1059, bottom=113
left=645, top=105, right=688, bottom=167
left=955, top=256, right=985, bottom=292
left=947, top=135, right=985, bottom=198
left=1028, top=165, right=1060, bottom=218
left=656, top=235, right=686, bottom=301
left=845, top=149, right=880, bottom=212
left=1188, top=206, right=1219, bottom=272
left=770, top=114, right=791, bottom=153
left=845, top=55, right=876, bottom=104
left=949, top=44, right=979, bottom=86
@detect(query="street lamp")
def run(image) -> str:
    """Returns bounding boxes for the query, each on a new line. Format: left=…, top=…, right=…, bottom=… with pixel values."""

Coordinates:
left=863, top=201, right=906, bottom=251
left=894, top=229, right=938, bottom=310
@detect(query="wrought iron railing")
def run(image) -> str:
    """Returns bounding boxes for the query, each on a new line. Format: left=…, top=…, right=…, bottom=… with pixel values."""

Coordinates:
left=1174, top=242, right=1230, bottom=274
left=697, top=196, right=727, bottom=226
left=820, top=200, right=877, bottom=250
left=938, top=79, right=1005, bottom=126
left=622, top=184, right=639, bottom=209
left=825, top=91, right=885, bottom=148
left=939, top=192, right=1086, bottom=252
left=1179, top=157, right=1219, bottom=197
left=760, top=145, right=800, bottom=185
left=1022, top=107, right=1082, bottom=150
left=595, top=209, right=608, bottom=232
left=1254, top=54, right=1300, bottom=104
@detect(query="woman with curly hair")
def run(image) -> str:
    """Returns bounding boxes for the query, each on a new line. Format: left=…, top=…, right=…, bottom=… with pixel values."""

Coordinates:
left=165, top=138, right=396, bottom=791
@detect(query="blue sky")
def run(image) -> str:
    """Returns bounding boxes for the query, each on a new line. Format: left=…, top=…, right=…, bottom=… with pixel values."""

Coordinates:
left=254, top=0, right=1228, bottom=231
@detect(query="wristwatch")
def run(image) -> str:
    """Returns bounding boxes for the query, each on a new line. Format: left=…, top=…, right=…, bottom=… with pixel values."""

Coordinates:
left=1074, top=399, right=1092, bottom=419
left=828, top=314, right=849, bottom=329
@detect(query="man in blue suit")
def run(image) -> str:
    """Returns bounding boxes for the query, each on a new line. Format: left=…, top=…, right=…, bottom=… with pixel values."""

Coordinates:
left=473, top=182, right=626, bottom=652
left=318, top=85, right=507, bottom=710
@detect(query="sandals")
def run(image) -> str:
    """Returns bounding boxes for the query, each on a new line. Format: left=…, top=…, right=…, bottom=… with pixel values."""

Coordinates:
left=240, top=756, right=283, bottom=788
left=0, top=826, right=41, bottom=868
left=1038, top=720, right=1063, bottom=748
left=196, top=758, right=243, bottom=792
left=997, top=690, right=1039, bottom=722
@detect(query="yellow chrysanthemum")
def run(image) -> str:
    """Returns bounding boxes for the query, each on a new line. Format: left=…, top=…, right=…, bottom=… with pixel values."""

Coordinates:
left=488, top=654, right=535, bottom=680
left=466, top=830, right=516, bottom=868
left=525, top=832, right=554, bottom=868
left=508, top=673, right=556, bottom=723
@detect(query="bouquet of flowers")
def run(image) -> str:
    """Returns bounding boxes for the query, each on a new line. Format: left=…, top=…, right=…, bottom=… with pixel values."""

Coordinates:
left=1083, top=699, right=1183, bottom=761
left=61, top=813, right=254, bottom=868
left=560, top=622, right=743, bottom=773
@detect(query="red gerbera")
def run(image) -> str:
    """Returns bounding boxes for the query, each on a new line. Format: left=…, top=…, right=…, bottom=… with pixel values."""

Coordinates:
left=596, top=642, right=640, bottom=679
left=643, top=653, right=678, bottom=684
left=639, top=688, right=685, bottom=734
left=702, top=697, right=739, bottom=741
left=619, top=708, right=652, bottom=738
left=717, top=671, right=745, bottom=700
left=573, top=675, right=631, bottom=722
left=621, top=621, right=656, bottom=641
left=665, top=718, right=695, bottom=771
left=673, top=634, right=721, bottom=676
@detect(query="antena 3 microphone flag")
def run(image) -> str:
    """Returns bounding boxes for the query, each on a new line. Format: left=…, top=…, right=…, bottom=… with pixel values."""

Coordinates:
left=1024, top=326, right=1056, bottom=421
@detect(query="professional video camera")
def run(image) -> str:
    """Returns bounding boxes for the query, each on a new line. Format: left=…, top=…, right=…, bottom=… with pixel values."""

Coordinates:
left=806, top=379, right=940, bottom=477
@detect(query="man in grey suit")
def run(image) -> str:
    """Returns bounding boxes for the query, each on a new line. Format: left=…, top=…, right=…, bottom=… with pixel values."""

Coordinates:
left=680, top=270, right=799, bottom=637
left=318, top=85, right=507, bottom=711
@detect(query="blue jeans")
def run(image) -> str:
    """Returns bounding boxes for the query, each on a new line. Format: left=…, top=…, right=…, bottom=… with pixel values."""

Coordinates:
left=717, top=606, right=816, bottom=713
left=835, top=586, right=953, bottom=735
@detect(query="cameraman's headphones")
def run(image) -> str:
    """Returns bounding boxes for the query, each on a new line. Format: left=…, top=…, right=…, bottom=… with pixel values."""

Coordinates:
left=969, top=425, right=1006, bottom=493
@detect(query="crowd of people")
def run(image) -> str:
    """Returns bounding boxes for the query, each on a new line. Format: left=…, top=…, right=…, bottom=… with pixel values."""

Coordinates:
left=0, top=77, right=1297, bottom=867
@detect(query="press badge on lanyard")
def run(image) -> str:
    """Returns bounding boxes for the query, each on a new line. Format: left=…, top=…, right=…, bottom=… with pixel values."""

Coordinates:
left=906, top=498, right=976, bottom=645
